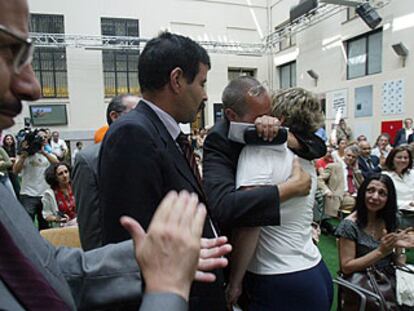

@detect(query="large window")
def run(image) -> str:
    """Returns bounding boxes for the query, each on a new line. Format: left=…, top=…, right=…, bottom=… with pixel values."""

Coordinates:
left=30, top=14, right=68, bottom=98
left=346, top=29, right=382, bottom=79
left=228, top=68, right=256, bottom=81
left=279, top=61, right=296, bottom=89
left=101, top=18, right=140, bottom=97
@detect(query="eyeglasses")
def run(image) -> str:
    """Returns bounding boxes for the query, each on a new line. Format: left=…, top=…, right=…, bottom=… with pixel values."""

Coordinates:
left=0, top=24, right=34, bottom=74
left=247, top=81, right=269, bottom=97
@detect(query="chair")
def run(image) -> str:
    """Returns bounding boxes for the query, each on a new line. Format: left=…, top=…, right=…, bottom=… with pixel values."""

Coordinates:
left=40, top=226, right=81, bottom=248
left=335, top=276, right=386, bottom=311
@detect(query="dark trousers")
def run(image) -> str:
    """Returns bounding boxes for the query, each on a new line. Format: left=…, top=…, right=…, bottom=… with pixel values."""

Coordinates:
left=19, top=195, right=49, bottom=230
left=245, top=260, right=333, bottom=311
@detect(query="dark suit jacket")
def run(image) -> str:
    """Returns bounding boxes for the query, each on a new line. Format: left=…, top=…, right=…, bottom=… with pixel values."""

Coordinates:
left=408, top=133, right=414, bottom=144
left=99, top=101, right=226, bottom=311
left=358, top=155, right=381, bottom=178
left=72, top=143, right=102, bottom=251
left=394, top=128, right=412, bottom=146
left=203, top=119, right=326, bottom=231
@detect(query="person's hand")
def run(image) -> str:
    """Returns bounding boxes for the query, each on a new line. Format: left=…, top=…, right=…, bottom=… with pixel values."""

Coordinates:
left=225, top=282, right=242, bottom=310
left=378, top=231, right=398, bottom=255
left=395, top=228, right=414, bottom=248
left=121, top=191, right=207, bottom=301
left=325, top=189, right=334, bottom=198
left=254, top=115, right=281, bottom=142
left=289, top=158, right=311, bottom=196
left=196, top=237, right=231, bottom=282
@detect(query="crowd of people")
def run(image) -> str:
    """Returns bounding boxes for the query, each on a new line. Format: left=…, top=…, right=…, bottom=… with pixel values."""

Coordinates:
left=0, top=0, right=414, bottom=310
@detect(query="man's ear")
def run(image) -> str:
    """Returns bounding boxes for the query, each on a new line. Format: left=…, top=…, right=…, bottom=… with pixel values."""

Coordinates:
left=170, top=67, right=184, bottom=94
left=109, top=111, right=119, bottom=123
left=224, top=108, right=237, bottom=122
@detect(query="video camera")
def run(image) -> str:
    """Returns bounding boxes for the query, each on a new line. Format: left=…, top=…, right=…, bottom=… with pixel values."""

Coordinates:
left=16, top=128, right=45, bottom=156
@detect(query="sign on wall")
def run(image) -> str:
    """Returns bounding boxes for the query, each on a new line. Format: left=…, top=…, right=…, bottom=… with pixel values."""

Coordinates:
left=326, top=89, right=348, bottom=120
left=355, top=85, right=373, bottom=118
left=382, top=79, right=404, bottom=115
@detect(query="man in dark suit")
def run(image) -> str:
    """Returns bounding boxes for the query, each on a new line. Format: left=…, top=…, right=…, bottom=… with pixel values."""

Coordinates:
left=358, top=140, right=381, bottom=178
left=203, top=77, right=326, bottom=232
left=73, top=94, right=139, bottom=251
left=99, top=32, right=227, bottom=310
left=394, top=118, right=413, bottom=146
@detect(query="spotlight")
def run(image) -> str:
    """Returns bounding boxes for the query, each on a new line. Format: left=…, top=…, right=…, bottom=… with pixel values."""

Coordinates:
left=391, top=42, right=409, bottom=67
left=355, top=2, right=382, bottom=29
left=306, top=69, right=319, bottom=86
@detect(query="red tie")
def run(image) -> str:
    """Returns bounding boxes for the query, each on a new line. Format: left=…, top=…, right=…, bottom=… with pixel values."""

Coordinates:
left=0, top=221, right=71, bottom=311
left=176, top=132, right=203, bottom=186
left=347, top=167, right=355, bottom=194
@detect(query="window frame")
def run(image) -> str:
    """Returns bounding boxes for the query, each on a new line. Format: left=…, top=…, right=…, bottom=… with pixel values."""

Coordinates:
left=346, top=28, right=382, bottom=80
left=278, top=61, right=296, bottom=89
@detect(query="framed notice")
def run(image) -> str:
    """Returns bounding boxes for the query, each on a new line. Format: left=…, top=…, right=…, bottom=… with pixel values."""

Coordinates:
left=326, top=89, right=348, bottom=120
left=355, top=85, right=373, bottom=118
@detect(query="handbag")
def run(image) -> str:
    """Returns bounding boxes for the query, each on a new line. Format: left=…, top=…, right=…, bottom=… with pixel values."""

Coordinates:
left=396, top=264, right=414, bottom=307
left=340, top=266, right=399, bottom=311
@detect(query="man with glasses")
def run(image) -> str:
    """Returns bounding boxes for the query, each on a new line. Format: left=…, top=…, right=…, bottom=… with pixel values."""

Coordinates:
left=203, top=76, right=327, bottom=233
left=0, top=0, right=230, bottom=310
left=358, top=140, right=381, bottom=178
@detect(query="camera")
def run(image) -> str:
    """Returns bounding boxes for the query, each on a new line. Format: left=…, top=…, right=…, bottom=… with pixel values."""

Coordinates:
left=16, top=128, right=45, bottom=156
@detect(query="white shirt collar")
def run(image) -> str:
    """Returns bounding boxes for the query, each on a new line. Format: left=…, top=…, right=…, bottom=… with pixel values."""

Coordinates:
left=141, top=98, right=181, bottom=140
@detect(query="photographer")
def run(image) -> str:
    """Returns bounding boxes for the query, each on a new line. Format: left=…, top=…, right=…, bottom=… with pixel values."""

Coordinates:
left=13, top=129, right=58, bottom=229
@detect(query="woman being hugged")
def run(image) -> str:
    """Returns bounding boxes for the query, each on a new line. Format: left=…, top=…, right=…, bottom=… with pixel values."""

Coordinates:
left=226, top=87, right=333, bottom=311
left=42, top=162, right=77, bottom=227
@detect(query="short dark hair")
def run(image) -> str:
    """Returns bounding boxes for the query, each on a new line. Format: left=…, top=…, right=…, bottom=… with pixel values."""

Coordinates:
left=222, top=76, right=262, bottom=117
left=354, top=173, right=397, bottom=233
left=138, top=32, right=210, bottom=92
left=44, top=162, right=71, bottom=190
left=106, top=94, right=133, bottom=125
left=385, top=145, right=413, bottom=175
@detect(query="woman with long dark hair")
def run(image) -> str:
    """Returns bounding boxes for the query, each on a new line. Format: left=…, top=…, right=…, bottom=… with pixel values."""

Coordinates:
left=335, top=174, right=414, bottom=310
left=42, top=162, right=77, bottom=227
left=2, top=134, right=20, bottom=195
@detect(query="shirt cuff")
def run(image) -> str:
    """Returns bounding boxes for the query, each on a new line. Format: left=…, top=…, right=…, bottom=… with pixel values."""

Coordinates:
left=139, top=293, right=188, bottom=311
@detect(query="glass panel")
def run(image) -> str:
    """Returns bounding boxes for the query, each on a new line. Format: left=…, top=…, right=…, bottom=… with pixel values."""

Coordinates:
left=55, top=71, right=68, bottom=98
left=127, top=51, right=139, bottom=71
left=127, top=20, right=139, bottom=37
left=116, top=72, right=128, bottom=94
left=280, top=64, right=291, bottom=89
left=41, top=71, right=56, bottom=97
left=128, top=72, right=139, bottom=94
left=40, top=50, right=54, bottom=71
left=347, top=37, right=366, bottom=79
left=368, top=31, right=382, bottom=75
left=103, top=51, right=115, bottom=71
left=104, top=72, right=116, bottom=97
left=115, top=20, right=126, bottom=36
left=291, top=62, right=296, bottom=87
left=30, top=14, right=64, bottom=33
left=116, top=52, right=127, bottom=71
left=53, top=49, right=67, bottom=71
left=101, top=18, right=115, bottom=36
left=32, top=51, right=40, bottom=70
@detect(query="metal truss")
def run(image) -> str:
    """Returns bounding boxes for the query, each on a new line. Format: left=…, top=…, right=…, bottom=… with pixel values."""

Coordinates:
left=29, top=0, right=391, bottom=56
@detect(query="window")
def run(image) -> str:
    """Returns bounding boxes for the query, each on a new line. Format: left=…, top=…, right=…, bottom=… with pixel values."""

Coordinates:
left=278, top=61, right=296, bottom=89
left=346, top=29, right=382, bottom=79
left=30, top=14, right=68, bottom=98
left=346, top=7, right=357, bottom=21
left=228, top=68, right=256, bottom=81
left=101, top=18, right=140, bottom=97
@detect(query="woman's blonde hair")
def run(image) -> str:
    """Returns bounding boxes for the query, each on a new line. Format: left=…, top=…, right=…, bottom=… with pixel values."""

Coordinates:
left=271, top=87, right=324, bottom=133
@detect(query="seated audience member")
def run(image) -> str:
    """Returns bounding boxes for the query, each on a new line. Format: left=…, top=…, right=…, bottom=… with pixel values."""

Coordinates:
left=372, top=133, right=392, bottom=166
left=50, top=130, right=68, bottom=161
left=335, top=174, right=414, bottom=310
left=71, top=141, right=83, bottom=164
left=382, top=146, right=414, bottom=211
left=318, top=145, right=364, bottom=218
left=227, top=88, right=333, bottom=311
left=336, top=118, right=354, bottom=142
left=358, top=140, right=381, bottom=178
left=0, top=145, right=15, bottom=197
left=356, top=134, right=367, bottom=143
left=315, top=145, right=334, bottom=175
left=332, top=137, right=348, bottom=164
left=2, top=134, right=19, bottom=195
left=394, top=117, right=413, bottom=146
left=42, top=162, right=77, bottom=227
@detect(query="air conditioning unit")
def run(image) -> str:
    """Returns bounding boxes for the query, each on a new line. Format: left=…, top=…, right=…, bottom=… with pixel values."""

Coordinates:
left=290, top=0, right=319, bottom=22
